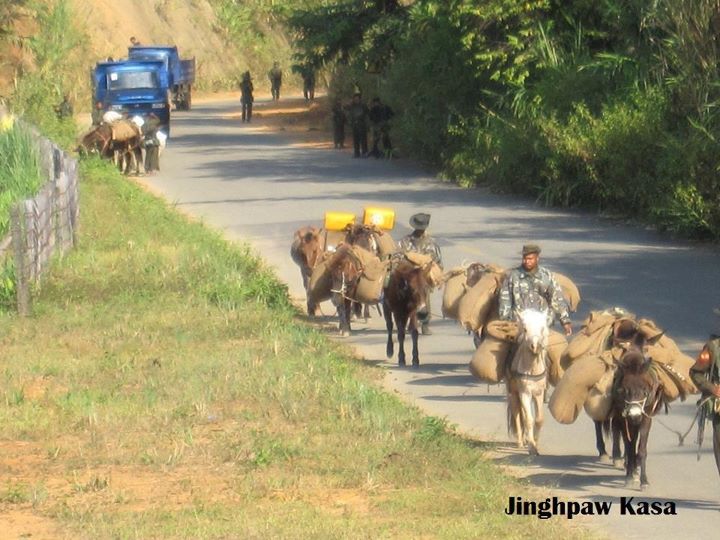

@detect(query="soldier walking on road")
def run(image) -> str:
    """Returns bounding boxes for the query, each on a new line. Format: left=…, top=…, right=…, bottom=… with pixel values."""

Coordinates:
left=239, top=71, right=254, bottom=123
left=398, top=213, right=443, bottom=335
left=498, top=244, right=572, bottom=335
left=302, top=68, right=315, bottom=101
left=690, top=309, right=720, bottom=479
left=347, top=92, right=369, bottom=158
left=268, top=62, right=282, bottom=101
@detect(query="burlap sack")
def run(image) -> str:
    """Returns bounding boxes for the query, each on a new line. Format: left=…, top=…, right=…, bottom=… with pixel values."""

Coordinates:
left=485, top=320, right=519, bottom=342
left=355, top=257, right=389, bottom=304
left=553, top=272, right=581, bottom=312
left=442, top=269, right=468, bottom=320
left=111, top=120, right=140, bottom=142
left=549, top=355, right=608, bottom=424
left=469, top=335, right=511, bottom=383
left=402, top=252, right=444, bottom=287
left=562, top=323, right=613, bottom=369
left=547, top=330, right=568, bottom=386
left=647, top=344, right=697, bottom=398
left=307, top=255, right=332, bottom=304
left=583, top=367, right=616, bottom=421
left=374, top=231, right=396, bottom=258
left=457, top=272, right=503, bottom=332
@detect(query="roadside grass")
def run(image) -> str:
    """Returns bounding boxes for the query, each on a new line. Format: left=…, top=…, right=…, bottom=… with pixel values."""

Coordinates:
left=0, top=121, right=43, bottom=237
left=0, top=157, right=585, bottom=538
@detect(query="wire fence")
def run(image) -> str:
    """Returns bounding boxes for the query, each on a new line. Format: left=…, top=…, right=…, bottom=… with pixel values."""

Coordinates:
left=0, top=114, right=79, bottom=316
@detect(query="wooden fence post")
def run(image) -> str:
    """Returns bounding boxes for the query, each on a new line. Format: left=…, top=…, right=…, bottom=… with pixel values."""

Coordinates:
left=11, top=204, right=31, bottom=317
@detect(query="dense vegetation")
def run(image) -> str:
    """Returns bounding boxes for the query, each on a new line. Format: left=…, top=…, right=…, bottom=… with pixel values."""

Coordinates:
left=288, top=0, right=720, bottom=238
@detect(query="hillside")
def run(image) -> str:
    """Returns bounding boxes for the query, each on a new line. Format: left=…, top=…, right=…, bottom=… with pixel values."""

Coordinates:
left=0, top=0, right=298, bottom=106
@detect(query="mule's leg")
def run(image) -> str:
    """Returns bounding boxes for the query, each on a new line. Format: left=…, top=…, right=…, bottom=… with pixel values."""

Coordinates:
left=409, top=313, right=420, bottom=366
left=507, top=389, right=523, bottom=448
left=342, top=298, right=352, bottom=337
left=532, top=386, right=544, bottom=451
left=384, top=298, right=395, bottom=360
left=611, top=418, right=624, bottom=469
left=396, top=313, right=408, bottom=366
left=520, top=390, right=538, bottom=455
left=638, top=418, right=651, bottom=489
left=363, top=303, right=370, bottom=321
left=596, top=420, right=609, bottom=461
left=623, top=423, right=639, bottom=487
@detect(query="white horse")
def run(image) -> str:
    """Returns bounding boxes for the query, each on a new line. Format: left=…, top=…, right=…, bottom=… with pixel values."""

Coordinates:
left=507, top=308, right=550, bottom=455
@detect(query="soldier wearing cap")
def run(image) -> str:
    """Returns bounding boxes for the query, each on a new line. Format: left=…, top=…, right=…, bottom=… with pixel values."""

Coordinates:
left=498, top=244, right=572, bottom=336
left=690, top=308, right=720, bottom=478
left=398, top=213, right=442, bottom=335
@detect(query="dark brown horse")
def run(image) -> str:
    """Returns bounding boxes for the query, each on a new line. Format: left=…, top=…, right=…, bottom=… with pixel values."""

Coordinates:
left=78, top=124, right=114, bottom=158
left=290, top=226, right=325, bottom=315
left=611, top=337, right=664, bottom=489
left=383, top=259, right=432, bottom=366
left=78, top=123, right=143, bottom=175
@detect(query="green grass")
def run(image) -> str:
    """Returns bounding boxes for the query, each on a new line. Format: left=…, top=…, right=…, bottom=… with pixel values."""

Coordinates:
left=0, top=156, right=587, bottom=539
left=0, top=120, right=43, bottom=237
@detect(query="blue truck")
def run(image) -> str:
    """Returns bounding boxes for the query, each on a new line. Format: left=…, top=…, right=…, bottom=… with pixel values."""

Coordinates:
left=91, top=59, right=171, bottom=133
left=128, top=45, right=196, bottom=110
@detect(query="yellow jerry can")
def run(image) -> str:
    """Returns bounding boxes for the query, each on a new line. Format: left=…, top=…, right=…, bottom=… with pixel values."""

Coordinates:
left=324, top=212, right=356, bottom=231
left=363, top=207, right=395, bottom=230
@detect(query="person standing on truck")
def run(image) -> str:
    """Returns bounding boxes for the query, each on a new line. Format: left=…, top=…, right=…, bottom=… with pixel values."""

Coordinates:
left=268, top=62, right=282, bottom=101
left=130, top=36, right=141, bottom=47
left=239, top=71, right=254, bottom=123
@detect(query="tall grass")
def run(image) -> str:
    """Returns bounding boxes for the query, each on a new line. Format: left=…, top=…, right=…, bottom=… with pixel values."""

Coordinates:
left=0, top=120, right=42, bottom=236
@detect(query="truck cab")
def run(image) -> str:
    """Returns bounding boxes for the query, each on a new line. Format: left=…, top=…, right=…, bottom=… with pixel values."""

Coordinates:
left=92, top=60, right=170, bottom=134
left=128, top=46, right=195, bottom=110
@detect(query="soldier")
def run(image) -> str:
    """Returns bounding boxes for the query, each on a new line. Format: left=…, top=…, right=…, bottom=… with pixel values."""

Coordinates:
left=268, top=62, right=282, bottom=101
left=347, top=92, right=369, bottom=158
left=331, top=99, right=346, bottom=149
left=498, top=244, right=572, bottom=336
left=130, top=36, right=141, bottom=47
left=239, top=71, right=254, bottom=123
left=302, top=68, right=315, bottom=101
left=142, top=113, right=162, bottom=174
left=53, top=94, right=73, bottom=119
left=398, top=213, right=442, bottom=335
left=368, top=97, right=394, bottom=158
left=690, top=309, right=720, bottom=478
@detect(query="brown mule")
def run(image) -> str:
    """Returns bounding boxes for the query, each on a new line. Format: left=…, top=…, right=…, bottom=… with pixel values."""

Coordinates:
left=290, top=226, right=325, bottom=315
left=383, top=259, right=432, bottom=366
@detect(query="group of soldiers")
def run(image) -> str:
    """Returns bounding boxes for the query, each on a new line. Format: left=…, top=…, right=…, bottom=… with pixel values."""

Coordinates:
left=238, top=62, right=316, bottom=123
left=331, top=93, right=394, bottom=158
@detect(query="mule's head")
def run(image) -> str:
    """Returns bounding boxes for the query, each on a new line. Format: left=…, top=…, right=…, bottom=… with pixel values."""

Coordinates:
left=616, top=340, right=658, bottom=424
left=517, top=308, right=549, bottom=355
left=294, top=227, right=324, bottom=271
left=344, top=224, right=378, bottom=254
left=392, top=261, right=431, bottom=322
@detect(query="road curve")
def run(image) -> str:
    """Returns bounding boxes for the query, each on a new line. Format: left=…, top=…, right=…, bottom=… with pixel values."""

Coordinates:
left=141, top=96, right=720, bottom=539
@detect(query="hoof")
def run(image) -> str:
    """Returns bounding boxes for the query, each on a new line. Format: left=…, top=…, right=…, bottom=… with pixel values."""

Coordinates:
left=339, top=330, right=350, bottom=338
left=624, top=478, right=639, bottom=489
left=528, top=445, right=539, bottom=456
left=398, top=359, right=406, bottom=367
left=640, top=482, right=649, bottom=491
left=613, top=458, right=624, bottom=470
left=599, top=453, right=611, bottom=464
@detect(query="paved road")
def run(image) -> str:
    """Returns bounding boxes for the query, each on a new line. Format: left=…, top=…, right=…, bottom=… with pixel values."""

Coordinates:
left=142, top=97, right=720, bottom=539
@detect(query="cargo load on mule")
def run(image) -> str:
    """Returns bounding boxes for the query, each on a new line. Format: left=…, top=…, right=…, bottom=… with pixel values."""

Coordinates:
left=549, top=308, right=697, bottom=428
left=465, top=267, right=579, bottom=386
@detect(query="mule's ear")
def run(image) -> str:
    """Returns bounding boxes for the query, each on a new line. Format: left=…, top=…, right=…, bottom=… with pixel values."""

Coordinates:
left=632, top=331, right=646, bottom=351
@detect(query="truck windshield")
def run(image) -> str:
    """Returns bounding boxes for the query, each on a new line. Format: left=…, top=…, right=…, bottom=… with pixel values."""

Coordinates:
left=108, top=70, right=158, bottom=90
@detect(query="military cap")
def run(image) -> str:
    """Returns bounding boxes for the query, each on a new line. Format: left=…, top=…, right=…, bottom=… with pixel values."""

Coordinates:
left=409, top=213, right=431, bottom=231
left=522, top=244, right=541, bottom=256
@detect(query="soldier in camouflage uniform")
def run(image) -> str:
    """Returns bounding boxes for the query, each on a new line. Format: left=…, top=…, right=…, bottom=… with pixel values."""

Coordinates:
left=690, top=309, right=720, bottom=478
left=498, top=244, right=572, bottom=336
left=398, top=213, right=442, bottom=335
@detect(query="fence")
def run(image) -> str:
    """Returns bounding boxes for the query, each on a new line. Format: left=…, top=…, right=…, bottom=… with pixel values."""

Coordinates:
left=0, top=117, right=80, bottom=316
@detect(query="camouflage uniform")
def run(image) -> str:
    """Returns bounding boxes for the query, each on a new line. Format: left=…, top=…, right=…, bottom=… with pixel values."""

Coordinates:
left=690, top=336, right=720, bottom=478
left=498, top=266, right=570, bottom=327
left=398, top=233, right=442, bottom=268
